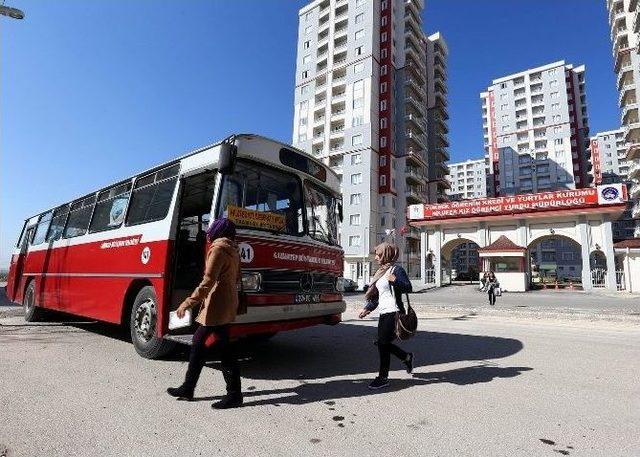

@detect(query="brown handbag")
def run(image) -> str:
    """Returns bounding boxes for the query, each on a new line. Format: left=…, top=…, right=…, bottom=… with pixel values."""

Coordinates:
left=395, top=292, right=417, bottom=340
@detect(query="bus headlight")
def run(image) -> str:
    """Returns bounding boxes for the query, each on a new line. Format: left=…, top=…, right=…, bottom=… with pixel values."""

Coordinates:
left=335, top=277, right=345, bottom=292
left=241, top=272, right=262, bottom=292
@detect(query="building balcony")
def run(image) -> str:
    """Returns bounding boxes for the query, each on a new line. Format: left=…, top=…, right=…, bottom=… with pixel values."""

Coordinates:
left=406, top=185, right=427, bottom=204
left=331, top=91, right=346, bottom=102
left=406, top=130, right=428, bottom=151
left=622, top=103, right=639, bottom=124
left=435, top=162, right=449, bottom=175
left=436, top=131, right=449, bottom=147
left=405, top=113, right=427, bottom=132
left=612, top=28, right=629, bottom=55
left=434, top=78, right=447, bottom=96
left=434, top=175, right=451, bottom=190
left=614, top=45, right=632, bottom=71
left=405, top=29, right=422, bottom=56
left=405, top=77, right=424, bottom=97
left=624, top=121, right=640, bottom=142
left=608, top=2, right=625, bottom=26
left=405, top=48, right=425, bottom=72
left=312, top=134, right=325, bottom=145
left=330, top=109, right=345, bottom=120
left=628, top=161, right=640, bottom=180
left=405, top=96, right=425, bottom=116
left=329, top=126, right=345, bottom=139
left=619, top=83, right=636, bottom=107
left=405, top=0, right=422, bottom=24
left=435, top=146, right=450, bottom=161
left=405, top=166, right=426, bottom=184
left=313, top=116, right=325, bottom=126
left=627, top=142, right=640, bottom=160
left=617, top=68, right=634, bottom=90
left=434, top=114, right=448, bottom=133
left=406, top=60, right=426, bottom=86
left=629, top=180, right=640, bottom=199
left=406, top=149, right=426, bottom=167
left=435, top=89, right=447, bottom=108
left=404, top=10, right=422, bottom=37
left=633, top=5, right=640, bottom=33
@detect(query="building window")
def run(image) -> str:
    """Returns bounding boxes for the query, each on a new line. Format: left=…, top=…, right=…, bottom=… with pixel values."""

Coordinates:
left=552, top=103, right=560, bottom=110
left=349, top=235, right=361, bottom=247
left=351, top=173, right=363, bottom=185
left=350, top=214, right=361, bottom=225
left=379, top=155, right=387, bottom=166
left=351, top=153, right=362, bottom=165
left=305, top=25, right=312, bottom=34
left=301, top=84, right=310, bottom=95
left=380, top=48, right=388, bottom=59
left=381, top=0, right=388, bottom=9
left=552, top=115, right=561, bottom=122
left=380, top=117, right=387, bottom=128
left=355, top=46, right=363, bottom=56
left=380, top=82, right=387, bottom=93
left=551, top=91, right=559, bottom=99
left=381, top=216, right=386, bottom=226
left=380, top=136, right=387, bottom=147
left=352, top=63, right=364, bottom=74
left=355, top=13, right=364, bottom=24
left=356, top=0, right=365, bottom=7
left=355, top=29, right=365, bottom=40
left=380, top=100, right=387, bottom=111
left=381, top=31, right=387, bottom=42
left=553, top=126, right=562, bottom=134
left=302, top=70, right=308, bottom=79
left=352, top=134, right=363, bottom=146
left=381, top=196, right=386, bottom=206
left=381, top=65, right=387, bottom=75
left=381, top=16, right=387, bottom=26
left=380, top=175, right=387, bottom=186
left=554, top=138, right=563, bottom=145
left=303, top=40, right=310, bottom=49
left=302, top=54, right=311, bottom=64
left=350, top=193, right=361, bottom=205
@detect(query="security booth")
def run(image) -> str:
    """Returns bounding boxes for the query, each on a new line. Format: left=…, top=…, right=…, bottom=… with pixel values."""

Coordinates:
left=478, top=236, right=527, bottom=292
left=408, top=184, right=629, bottom=293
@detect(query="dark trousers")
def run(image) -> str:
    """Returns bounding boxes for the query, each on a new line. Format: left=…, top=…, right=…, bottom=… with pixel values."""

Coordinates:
left=377, top=312, right=408, bottom=379
left=183, top=324, right=241, bottom=395
left=488, top=288, right=496, bottom=306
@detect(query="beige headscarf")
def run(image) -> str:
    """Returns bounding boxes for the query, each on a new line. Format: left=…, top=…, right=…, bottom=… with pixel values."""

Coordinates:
left=364, top=242, right=399, bottom=301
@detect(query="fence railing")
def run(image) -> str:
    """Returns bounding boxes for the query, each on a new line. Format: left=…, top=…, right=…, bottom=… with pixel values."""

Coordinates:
left=591, top=268, right=607, bottom=288
left=424, top=268, right=436, bottom=285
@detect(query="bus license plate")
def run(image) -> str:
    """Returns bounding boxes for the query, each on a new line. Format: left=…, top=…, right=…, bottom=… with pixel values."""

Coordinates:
left=294, top=294, right=320, bottom=304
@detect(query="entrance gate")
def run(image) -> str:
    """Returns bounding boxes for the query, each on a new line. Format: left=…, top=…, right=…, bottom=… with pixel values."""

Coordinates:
left=408, top=185, right=629, bottom=293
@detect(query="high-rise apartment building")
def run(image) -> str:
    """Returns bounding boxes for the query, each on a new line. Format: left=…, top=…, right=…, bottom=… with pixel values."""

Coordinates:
left=606, top=0, right=640, bottom=237
left=445, top=158, right=487, bottom=200
left=292, top=0, right=447, bottom=283
left=589, top=129, right=629, bottom=184
left=589, top=128, right=636, bottom=240
left=481, top=61, right=591, bottom=197
left=425, top=32, right=450, bottom=203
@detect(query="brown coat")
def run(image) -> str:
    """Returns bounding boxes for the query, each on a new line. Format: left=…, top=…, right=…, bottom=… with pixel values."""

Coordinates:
left=185, top=237, right=241, bottom=326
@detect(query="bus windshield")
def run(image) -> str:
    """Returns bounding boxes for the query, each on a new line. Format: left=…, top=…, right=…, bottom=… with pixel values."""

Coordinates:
left=217, top=160, right=305, bottom=236
left=304, top=182, right=339, bottom=246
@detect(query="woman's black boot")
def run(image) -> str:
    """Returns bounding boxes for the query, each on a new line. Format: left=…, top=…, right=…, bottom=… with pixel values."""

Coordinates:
left=167, top=385, right=194, bottom=401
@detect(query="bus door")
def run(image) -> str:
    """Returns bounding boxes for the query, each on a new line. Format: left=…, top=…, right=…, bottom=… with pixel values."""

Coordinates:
left=8, top=225, right=35, bottom=301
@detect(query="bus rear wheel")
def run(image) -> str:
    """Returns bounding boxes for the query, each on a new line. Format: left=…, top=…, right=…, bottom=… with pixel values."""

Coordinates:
left=130, top=286, right=175, bottom=359
left=23, top=281, right=44, bottom=322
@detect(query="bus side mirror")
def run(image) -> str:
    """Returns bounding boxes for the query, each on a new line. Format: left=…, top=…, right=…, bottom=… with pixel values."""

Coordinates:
left=219, top=143, right=237, bottom=175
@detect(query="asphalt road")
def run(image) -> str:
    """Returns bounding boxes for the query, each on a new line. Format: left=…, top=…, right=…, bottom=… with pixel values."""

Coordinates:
left=1, top=302, right=639, bottom=456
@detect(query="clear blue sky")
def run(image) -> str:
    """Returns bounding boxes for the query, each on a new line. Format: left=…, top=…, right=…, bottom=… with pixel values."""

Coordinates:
left=0, top=0, right=619, bottom=267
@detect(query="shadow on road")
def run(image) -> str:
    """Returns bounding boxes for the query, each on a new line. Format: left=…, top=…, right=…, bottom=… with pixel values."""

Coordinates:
left=195, top=364, right=533, bottom=406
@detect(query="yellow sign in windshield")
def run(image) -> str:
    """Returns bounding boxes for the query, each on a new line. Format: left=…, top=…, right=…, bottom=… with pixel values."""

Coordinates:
left=227, top=205, right=286, bottom=231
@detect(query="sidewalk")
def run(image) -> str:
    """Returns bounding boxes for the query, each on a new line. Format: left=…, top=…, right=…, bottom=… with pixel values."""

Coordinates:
left=345, top=284, right=640, bottom=324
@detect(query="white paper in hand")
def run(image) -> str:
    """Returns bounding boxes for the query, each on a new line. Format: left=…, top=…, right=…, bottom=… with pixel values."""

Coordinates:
left=168, top=309, right=192, bottom=330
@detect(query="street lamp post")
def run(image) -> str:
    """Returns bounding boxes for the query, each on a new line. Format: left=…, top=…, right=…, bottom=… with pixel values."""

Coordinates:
left=0, top=3, right=25, bottom=20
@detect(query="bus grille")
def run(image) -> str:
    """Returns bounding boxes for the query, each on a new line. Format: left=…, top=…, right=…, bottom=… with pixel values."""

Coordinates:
left=259, top=270, right=336, bottom=293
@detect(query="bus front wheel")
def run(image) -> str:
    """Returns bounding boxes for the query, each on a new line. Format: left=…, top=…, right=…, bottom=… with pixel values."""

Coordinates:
left=23, top=280, right=44, bottom=322
left=130, top=286, right=175, bottom=359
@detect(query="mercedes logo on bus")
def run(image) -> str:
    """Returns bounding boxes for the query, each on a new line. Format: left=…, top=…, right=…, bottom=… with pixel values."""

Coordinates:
left=299, top=273, right=314, bottom=292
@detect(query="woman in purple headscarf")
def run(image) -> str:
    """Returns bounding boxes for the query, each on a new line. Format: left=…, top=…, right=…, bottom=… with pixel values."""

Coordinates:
left=167, top=218, right=243, bottom=409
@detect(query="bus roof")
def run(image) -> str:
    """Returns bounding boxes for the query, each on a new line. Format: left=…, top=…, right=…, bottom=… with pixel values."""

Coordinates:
left=22, top=133, right=340, bottom=222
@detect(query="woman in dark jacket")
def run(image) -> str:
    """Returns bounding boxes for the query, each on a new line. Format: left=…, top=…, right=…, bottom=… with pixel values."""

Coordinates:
left=487, top=271, right=499, bottom=306
left=358, top=242, right=414, bottom=389
left=167, top=218, right=243, bottom=409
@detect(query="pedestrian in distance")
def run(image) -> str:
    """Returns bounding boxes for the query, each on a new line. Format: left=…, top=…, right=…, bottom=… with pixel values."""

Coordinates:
left=480, top=271, right=489, bottom=292
left=358, top=242, right=414, bottom=390
left=167, top=218, right=244, bottom=409
left=487, top=271, right=499, bottom=306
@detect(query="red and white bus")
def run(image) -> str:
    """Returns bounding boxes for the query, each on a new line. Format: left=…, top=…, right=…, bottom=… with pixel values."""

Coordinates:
left=6, top=134, right=346, bottom=358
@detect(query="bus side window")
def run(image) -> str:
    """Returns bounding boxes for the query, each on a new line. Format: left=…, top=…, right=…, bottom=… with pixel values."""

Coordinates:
left=90, top=182, right=132, bottom=233
left=64, top=194, right=97, bottom=238
left=32, top=211, right=53, bottom=245
left=126, top=173, right=178, bottom=226
left=46, top=205, right=70, bottom=242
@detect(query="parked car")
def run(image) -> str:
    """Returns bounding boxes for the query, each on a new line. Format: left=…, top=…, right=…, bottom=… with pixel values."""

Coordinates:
left=342, top=278, right=358, bottom=292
